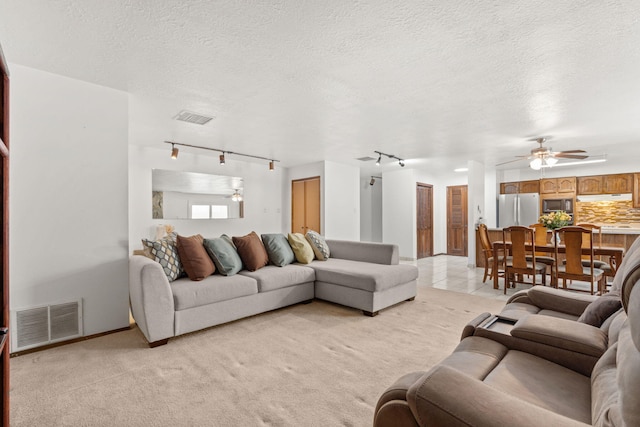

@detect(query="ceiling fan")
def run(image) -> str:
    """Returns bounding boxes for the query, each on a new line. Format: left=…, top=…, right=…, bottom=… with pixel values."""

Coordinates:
left=497, top=137, right=588, bottom=170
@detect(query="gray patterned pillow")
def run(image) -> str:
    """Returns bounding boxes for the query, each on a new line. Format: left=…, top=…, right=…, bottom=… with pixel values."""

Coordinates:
left=141, top=232, right=183, bottom=281
left=305, top=230, right=330, bottom=261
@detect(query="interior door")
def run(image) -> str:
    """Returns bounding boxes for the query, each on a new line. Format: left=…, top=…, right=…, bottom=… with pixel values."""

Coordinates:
left=291, top=176, right=321, bottom=234
left=447, top=185, right=468, bottom=256
left=417, top=183, right=433, bottom=258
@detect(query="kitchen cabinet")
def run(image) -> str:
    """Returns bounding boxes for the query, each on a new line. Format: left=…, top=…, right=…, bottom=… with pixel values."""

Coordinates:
left=634, top=173, right=640, bottom=208
left=500, top=180, right=539, bottom=194
left=603, top=173, right=633, bottom=194
left=577, top=176, right=603, bottom=195
left=540, top=177, right=576, bottom=196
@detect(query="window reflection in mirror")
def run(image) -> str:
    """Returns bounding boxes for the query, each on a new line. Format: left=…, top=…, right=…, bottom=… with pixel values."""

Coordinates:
left=152, top=169, right=244, bottom=219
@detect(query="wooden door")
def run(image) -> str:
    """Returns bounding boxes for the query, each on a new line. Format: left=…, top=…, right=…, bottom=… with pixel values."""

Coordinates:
left=0, top=42, right=9, bottom=425
left=447, top=185, right=468, bottom=256
left=291, top=176, right=321, bottom=234
left=416, top=183, right=433, bottom=258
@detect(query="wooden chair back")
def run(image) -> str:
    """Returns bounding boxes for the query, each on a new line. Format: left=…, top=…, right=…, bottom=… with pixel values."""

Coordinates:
left=576, top=223, right=602, bottom=260
left=529, top=223, right=549, bottom=255
left=556, top=226, right=595, bottom=275
left=503, top=226, right=534, bottom=269
left=478, top=224, right=493, bottom=257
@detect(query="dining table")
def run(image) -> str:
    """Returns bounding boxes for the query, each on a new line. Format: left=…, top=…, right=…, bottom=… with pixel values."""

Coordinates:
left=492, top=240, right=625, bottom=290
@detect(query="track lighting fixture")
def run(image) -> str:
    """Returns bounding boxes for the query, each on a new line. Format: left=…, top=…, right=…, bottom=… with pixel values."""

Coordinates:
left=165, top=141, right=280, bottom=171
left=374, top=150, right=405, bottom=168
left=369, top=176, right=382, bottom=186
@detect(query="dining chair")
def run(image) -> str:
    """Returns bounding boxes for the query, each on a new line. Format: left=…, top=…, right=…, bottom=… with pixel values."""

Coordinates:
left=554, top=226, right=606, bottom=295
left=502, top=226, right=546, bottom=294
left=477, top=223, right=506, bottom=283
left=575, top=223, right=615, bottom=282
left=528, top=223, right=556, bottom=286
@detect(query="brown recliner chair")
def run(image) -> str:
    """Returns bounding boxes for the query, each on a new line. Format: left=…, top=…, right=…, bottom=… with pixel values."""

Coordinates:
left=374, top=247, right=640, bottom=426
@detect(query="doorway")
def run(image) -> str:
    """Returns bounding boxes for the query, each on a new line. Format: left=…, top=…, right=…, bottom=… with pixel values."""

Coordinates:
left=291, top=176, right=321, bottom=234
left=447, top=185, right=468, bottom=256
left=416, top=183, right=433, bottom=258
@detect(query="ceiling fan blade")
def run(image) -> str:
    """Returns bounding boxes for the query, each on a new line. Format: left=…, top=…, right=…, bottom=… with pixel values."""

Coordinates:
left=496, top=158, right=527, bottom=166
left=555, top=149, right=586, bottom=154
left=554, top=153, right=589, bottom=159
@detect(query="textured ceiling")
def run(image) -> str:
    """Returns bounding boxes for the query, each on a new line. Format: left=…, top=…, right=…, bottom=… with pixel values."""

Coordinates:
left=2, top=1, right=640, bottom=173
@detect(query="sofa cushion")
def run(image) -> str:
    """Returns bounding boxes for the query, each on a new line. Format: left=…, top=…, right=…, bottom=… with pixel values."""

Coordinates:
left=288, top=233, right=315, bottom=264
left=305, top=230, right=330, bottom=261
left=261, top=233, right=296, bottom=267
left=578, top=291, right=622, bottom=327
left=239, top=265, right=315, bottom=292
left=203, top=237, right=243, bottom=276
left=141, top=232, right=183, bottom=281
left=309, top=258, right=418, bottom=292
left=484, top=351, right=592, bottom=424
left=233, top=231, right=269, bottom=272
left=176, top=234, right=216, bottom=281
left=171, top=274, right=258, bottom=310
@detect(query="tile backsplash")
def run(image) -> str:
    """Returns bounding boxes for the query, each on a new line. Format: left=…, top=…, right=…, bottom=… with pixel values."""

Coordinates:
left=576, top=200, right=640, bottom=224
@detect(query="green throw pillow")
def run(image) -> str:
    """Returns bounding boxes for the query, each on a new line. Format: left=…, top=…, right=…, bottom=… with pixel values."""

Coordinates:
left=261, top=233, right=295, bottom=267
left=203, top=236, right=243, bottom=276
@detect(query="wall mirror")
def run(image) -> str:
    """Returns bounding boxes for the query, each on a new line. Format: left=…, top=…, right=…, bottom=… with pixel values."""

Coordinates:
left=152, top=169, right=244, bottom=219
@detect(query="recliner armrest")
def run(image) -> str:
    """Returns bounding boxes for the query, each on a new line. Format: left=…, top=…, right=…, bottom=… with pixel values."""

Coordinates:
left=511, top=315, right=607, bottom=357
left=404, top=365, right=587, bottom=427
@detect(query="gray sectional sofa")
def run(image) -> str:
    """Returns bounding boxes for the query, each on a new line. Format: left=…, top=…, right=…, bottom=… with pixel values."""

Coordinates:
left=129, top=239, right=418, bottom=347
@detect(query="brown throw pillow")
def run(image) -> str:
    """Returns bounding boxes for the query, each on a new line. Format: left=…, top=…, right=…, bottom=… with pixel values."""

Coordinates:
left=232, top=232, right=269, bottom=272
left=176, top=234, right=216, bottom=281
left=577, top=291, right=622, bottom=327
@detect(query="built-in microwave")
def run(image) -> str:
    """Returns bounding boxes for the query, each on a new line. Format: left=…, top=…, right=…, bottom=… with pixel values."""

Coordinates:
left=542, top=198, right=574, bottom=213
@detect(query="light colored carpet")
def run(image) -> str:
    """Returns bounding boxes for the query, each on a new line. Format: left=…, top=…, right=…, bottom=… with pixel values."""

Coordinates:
left=10, top=287, right=505, bottom=426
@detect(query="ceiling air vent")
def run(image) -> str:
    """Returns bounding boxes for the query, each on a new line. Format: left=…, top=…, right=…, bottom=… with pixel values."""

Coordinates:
left=174, top=110, right=215, bottom=125
left=357, top=156, right=376, bottom=162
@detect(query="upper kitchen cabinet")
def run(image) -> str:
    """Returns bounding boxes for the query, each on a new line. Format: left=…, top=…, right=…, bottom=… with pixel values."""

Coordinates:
left=500, top=180, right=539, bottom=194
left=603, top=173, right=633, bottom=194
left=578, top=173, right=633, bottom=195
left=577, top=176, right=603, bottom=195
left=540, top=177, right=576, bottom=196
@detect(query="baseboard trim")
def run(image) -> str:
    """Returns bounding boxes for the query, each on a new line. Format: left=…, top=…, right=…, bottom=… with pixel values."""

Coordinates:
left=10, top=326, right=132, bottom=358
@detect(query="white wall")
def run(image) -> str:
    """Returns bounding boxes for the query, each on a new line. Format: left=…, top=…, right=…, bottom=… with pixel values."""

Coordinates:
left=382, top=168, right=416, bottom=259
left=467, top=161, right=485, bottom=266
left=323, top=161, right=359, bottom=240
left=129, top=146, right=284, bottom=250
left=360, top=176, right=382, bottom=242
left=10, top=64, right=130, bottom=337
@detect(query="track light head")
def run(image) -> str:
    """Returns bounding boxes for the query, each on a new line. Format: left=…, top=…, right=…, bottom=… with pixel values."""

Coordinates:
left=370, top=177, right=375, bottom=186
left=399, top=159, right=405, bottom=167
left=171, top=143, right=179, bottom=159
left=219, top=153, right=226, bottom=165
left=269, top=160, right=274, bottom=171
left=375, top=154, right=381, bottom=166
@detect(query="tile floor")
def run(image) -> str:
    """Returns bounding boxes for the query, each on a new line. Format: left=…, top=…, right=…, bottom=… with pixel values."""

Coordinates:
left=406, top=255, right=597, bottom=301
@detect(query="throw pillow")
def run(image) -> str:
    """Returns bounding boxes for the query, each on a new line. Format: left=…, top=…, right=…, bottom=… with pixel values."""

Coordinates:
left=577, top=291, right=622, bottom=327
left=203, top=237, right=243, bottom=276
left=232, top=232, right=269, bottom=272
left=305, top=230, right=330, bottom=261
left=287, top=233, right=315, bottom=264
left=261, top=233, right=296, bottom=267
left=176, top=234, right=216, bottom=281
left=141, top=232, right=183, bottom=282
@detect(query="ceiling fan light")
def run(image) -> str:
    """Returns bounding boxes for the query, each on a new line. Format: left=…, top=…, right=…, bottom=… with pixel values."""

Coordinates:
left=545, top=157, right=558, bottom=166
left=530, top=158, right=542, bottom=170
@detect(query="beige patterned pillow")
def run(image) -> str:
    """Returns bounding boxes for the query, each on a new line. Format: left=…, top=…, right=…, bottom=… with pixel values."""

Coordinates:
left=141, top=232, right=183, bottom=281
left=305, top=230, right=330, bottom=261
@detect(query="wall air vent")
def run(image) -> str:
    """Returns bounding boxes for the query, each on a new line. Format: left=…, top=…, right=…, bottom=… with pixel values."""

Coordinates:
left=11, top=299, right=83, bottom=352
left=174, top=110, right=215, bottom=125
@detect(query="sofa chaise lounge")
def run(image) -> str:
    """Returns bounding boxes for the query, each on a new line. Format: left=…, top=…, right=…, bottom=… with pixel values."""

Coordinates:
left=129, top=239, right=418, bottom=347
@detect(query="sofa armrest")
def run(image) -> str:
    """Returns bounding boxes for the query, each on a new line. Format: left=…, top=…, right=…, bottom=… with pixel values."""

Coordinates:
left=325, top=240, right=399, bottom=265
left=511, top=315, right=608, bottom=358
left=460, top=312, right=492, bottom=340
left=526, top=286, right=597, bottom=316
left=129, top=255, right=175, bottom=344
left=405, top=365, right=588, bottom=427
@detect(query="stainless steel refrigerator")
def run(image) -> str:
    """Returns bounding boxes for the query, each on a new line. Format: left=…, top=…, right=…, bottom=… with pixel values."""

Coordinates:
left=498, top=193, right=540, bottom=227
